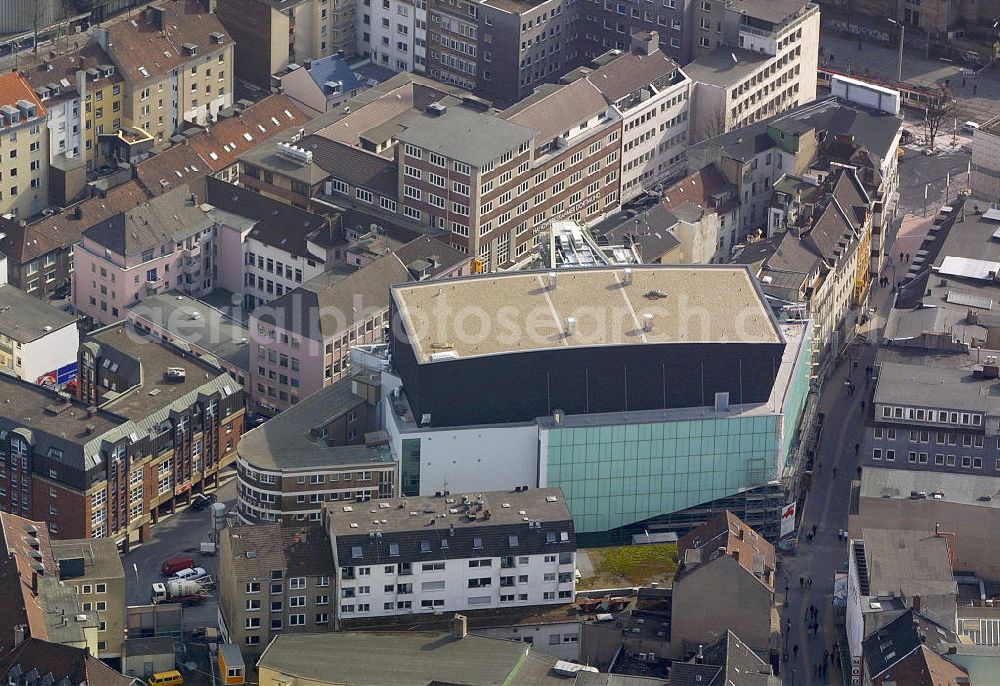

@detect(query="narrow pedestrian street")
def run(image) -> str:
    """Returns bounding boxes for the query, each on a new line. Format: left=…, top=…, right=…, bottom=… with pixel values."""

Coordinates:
left=778, top=234, right=899, bottom=684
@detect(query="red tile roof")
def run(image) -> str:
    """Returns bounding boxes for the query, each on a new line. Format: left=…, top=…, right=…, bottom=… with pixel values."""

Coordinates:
left=135, top=142, right=208, bottom=196
left=188, top=94, right=310, bottom=171
left=0, top=181, right=148, bottom=262
left=0, top=637, right=136, bottom=686
left=0, top=72, right=46, bottom=125
left=662, top=165, right=736, bottom=215
left=105, top=0, right=231, bottom=83
left=676, top=511, right=776, bottom=587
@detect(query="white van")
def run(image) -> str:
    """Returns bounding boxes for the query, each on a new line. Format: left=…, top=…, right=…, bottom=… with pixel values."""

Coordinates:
left=963, top=121, right=980, bottom=134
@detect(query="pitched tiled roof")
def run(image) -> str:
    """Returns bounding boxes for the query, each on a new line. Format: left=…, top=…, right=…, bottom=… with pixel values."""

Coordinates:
left=0, top=71, right=46, bottom=125
left=135, top=95, right=310, bottom=195
left=662, top=165, right=736, bottom=216
left=0, top=637, right=135, bottom=686
left=871, top=645, right=967, bottom=686
left=188, top=95, right=309, bottom=171
left=84, top=184, right=213, bottom=257
left=0, top=181, right=148, bottom=263
left=281, top=525, right=334, bottom=577
left=135, top=143, right=208, bottom=196
left=22, top=43, right=121, bottom=105
left=105, top=0, right=231, bottom=83
left=585, top=49, right=680, bottom=103
left=502, top=80, right=609, bottom=141
left=222, top=522, right=286, bottom=581
left=298, top=135, right=398, bottom=196
left=205, top=176, right=335, bottom=259
left=676, top=511, right=775, bottom=588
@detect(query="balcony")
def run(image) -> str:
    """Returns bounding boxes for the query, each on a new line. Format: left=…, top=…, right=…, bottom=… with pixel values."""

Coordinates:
left=145, top=277, right=165, bottom=295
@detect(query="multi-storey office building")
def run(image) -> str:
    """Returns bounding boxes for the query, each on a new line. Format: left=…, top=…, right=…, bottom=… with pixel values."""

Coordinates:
left=96, top=1, right=235, bottom=148
left=242, top=43, right=690, bottom=269
left=248, top=238, right=468, bottom=414
left=381, top=265, right=813, bottom=542
left=325, top=488, right=576, bottom=619
left=236, top=373, right=397, bottom=524
left=217, top=521, right=335, bottom=654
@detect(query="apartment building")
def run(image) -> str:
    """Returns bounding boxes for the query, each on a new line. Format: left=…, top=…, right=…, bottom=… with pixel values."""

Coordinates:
left=0, top=181, right=148, bottom=299
left=325, top=488, right=576, bottom=620
left=249, top=239, right=467, bottom=414
left=0, top=512, right=126, bottom=661
left=218, top=521, right=335, bottom=654
left=0, top=72, right=49, bottom=219
left=23, top=42, right=125, bottom=181
left=236, top=373, right=396, bottom=524
left=96, top=1, right=235, bottom=147
left=357, top=0, right=422, bottom=73
left=274, top=55, right=380, bottom=116
left=49, top=537, right=127, bottom=659
left=669, top=512, right=775, bottom=658
left=208, top=178, right=339, bottom=310
left=684, top=1, right=820, bottom=143
left=0, top=283, right=79, bottom=385
left=55, top=322, right=243, bottom=547
left=73, top=185, right=217, bottom=326
left=218, top=0, right=355, bottom=93
left=0, top=640, right=134, bottom=686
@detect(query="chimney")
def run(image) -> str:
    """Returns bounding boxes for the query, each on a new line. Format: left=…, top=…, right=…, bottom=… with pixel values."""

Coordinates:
left=913, top=595, right=921, bottom=613
left=453, top=614, right=468, bottom=639
left=631, top=31, right=659, bottom=56
left=695, top=645, right=704, bottom=664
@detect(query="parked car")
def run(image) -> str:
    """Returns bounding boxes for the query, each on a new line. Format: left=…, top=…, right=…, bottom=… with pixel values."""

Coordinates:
left=160, top=555, right=196, bottom=576
left=172, top=566, right=208, bottom=581
left=190, top=492, right=217, bottom=510
left=963, top=121, right=980, bottom=134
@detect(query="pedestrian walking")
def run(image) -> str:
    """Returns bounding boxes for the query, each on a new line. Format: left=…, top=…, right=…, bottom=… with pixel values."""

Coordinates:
left=793, top=644, right=799, bottom=657
left=861, top=401, right=866, bottom=412
left=800, top=576, right=805, bottom=589
left=812, top=524, right=817, bottom=536
left=854, top=442, right=859, bottom=455
left=808, top=577, right=813, bottom=588
left=833, top=466, right=838, bottom=477
left=822, top=662, right=828, bottom=678
left=974, top=84, right=978, bottom=95
left=963, top=77, right=967, bottom=87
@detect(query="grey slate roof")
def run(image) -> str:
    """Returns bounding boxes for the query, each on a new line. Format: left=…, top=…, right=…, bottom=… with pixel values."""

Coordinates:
left=205, top=176, right=336, bottom=259
left=394, top=106, right=537, bottom=168
left=297, top=135, right=399, bottom=196
left=237, top=377, right=390, bottom=471
left=328, top=489, right=574, bottom=567
left=83, top=185, right=214, bottom=257
left=693, top=96, right=903, bottom=165
left=593, top=204, right=681, bottom=262
left=128, top=292, right=250, bottom=373
left=861, top=609, right=960, bottom=681
left=0, top=284, right=78, bottom=343
left=257, top=251, right=412, bottom=341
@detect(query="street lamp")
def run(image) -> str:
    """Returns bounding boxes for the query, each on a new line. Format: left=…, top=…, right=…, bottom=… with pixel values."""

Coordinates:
left=887, top=18, right=905, bottom=84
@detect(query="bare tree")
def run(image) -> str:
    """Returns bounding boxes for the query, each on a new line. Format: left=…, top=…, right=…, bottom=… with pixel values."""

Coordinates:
left=923, top=97, right=956, bottom=152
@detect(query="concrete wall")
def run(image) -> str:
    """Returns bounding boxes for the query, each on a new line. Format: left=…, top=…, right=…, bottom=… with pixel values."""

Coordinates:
left=474, top=621, right=582, bottom=660
left=383, top=407, right=541, bottom=497
left=669, top=555, right=773, bottom=657
left=21, top=323, right=79, bottom=385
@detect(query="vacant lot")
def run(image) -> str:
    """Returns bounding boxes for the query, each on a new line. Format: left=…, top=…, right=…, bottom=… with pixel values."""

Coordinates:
left=577, top=544, right=678, bottom=590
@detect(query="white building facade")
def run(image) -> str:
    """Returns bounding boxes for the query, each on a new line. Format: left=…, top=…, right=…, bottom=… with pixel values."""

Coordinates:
left=325, top=490, right=577, bottom=620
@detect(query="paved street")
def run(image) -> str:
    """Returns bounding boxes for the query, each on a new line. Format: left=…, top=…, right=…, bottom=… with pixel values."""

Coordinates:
left=778, top=225, right=902, bottom=684
left=819, top=32, right=1000, bottom=124
left=896, top=146, right=971, bottom=216
left=124, top=476, right=236, bottom=610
